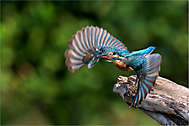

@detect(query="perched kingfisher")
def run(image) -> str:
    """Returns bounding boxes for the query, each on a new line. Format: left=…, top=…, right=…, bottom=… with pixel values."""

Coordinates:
left=65, top=26, right=161, bottom=106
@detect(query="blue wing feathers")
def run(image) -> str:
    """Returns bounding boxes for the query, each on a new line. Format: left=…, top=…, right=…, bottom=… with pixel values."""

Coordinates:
left=142, top=83, right=149, bottom=93
left=91, top=27, right=95, bottom=48
left=111, top=40, right=118, bottom=47
left=72, top=39, right=85, bottom=55
left=144, top=79, right=153, bottom=86
left=138, top=89, right=142, bottom=103
left=141, top=85, right=145, bottom=100
left=65, top=26, right=128, bottom=72
left=104, top=33, right=111, bottom=46
left=106, top=36, right=114, bottom=46
left=87, top=27, right=92, bottom=49
left=112, top=40, right=119, bottom=46
left=97, top=28, right=102, bottom=47
left=78, top=32, right=87, bottom=51
left=90, top=27, right=93, bottom=48
left=109, top=39, right=117, bottom=46
left=114, top=41, right=122, bottom=47
left=84, top=28, right=90, bottom=49
left=95, top=29, right=99, bottom=47
left=134, top=53, right=161, bottom=106
left=81, top=30, right=88, bottom=50
left=101, top=30, right=107, bottom=46
left=101, top=31, right=107, bottom=46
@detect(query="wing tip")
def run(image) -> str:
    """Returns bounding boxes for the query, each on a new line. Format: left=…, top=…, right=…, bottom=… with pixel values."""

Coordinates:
left=68, top=39, right=74, bottom=49
left=65, top=59, right=83, bottom=72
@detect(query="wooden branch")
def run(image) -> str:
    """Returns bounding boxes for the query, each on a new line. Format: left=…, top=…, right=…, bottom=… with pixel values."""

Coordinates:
left=113, top=75, right=189, bottom=126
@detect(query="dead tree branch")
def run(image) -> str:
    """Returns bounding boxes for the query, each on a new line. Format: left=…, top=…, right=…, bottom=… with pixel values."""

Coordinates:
left=113, top=75, right=189, bottom=126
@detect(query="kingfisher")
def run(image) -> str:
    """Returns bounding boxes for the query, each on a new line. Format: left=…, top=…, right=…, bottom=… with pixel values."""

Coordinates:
left=65, top=26, right=161, bottom=106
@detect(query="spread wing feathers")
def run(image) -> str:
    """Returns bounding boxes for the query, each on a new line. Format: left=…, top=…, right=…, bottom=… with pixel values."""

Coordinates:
left=134, top=53, right=161, bottom=106
left=65, top=26, right=128, bottom=72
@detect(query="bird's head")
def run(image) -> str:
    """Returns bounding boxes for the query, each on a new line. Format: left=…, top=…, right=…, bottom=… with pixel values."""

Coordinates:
left=87, top=47, right=128, bottom=69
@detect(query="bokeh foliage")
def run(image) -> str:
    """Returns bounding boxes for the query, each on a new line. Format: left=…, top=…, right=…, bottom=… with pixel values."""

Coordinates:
left=0, top=0, right=188, bottom=125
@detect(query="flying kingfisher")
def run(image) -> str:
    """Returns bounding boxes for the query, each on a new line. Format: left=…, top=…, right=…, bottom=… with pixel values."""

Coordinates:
left=65, top=26, right=161, bottom=106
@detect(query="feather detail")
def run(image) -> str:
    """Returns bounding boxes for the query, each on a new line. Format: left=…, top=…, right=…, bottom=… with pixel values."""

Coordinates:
left=133, top=53, right=161, bottom=106
left=65, top=26, right=128, bottom=72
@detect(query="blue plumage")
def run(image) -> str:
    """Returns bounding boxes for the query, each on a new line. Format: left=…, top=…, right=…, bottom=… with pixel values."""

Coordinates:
left=122, top=53, right=161, bottom=106
left=65, top=26, right=129, bottom=72
left=65, top=26, right=161, bottom=106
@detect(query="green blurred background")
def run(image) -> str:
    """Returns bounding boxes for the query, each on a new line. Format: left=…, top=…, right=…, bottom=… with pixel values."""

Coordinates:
left=0, top=0, right=188, bottom=125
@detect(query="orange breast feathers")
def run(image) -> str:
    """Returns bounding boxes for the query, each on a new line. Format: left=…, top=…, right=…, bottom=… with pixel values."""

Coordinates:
left=113, top=60, right=133, bottom=71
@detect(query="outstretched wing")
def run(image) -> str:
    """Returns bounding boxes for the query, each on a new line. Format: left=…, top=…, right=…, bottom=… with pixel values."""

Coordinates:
left=65, top=26, right=128, bottom=72
left=133, top=53, right=161, bottom=106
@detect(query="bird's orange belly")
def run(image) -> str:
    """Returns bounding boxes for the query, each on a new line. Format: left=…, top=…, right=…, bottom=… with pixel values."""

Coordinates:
left=113, top=60, right=133, bottom=71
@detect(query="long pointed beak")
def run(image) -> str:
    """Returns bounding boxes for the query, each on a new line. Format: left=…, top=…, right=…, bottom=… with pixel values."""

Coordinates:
left=101, top=55, right=113, bottom=62
left=101, top=55, right=114, bottom=61
left=101, top=55, right=109, bottom=59
left=100, top=54, right=123, bottom=61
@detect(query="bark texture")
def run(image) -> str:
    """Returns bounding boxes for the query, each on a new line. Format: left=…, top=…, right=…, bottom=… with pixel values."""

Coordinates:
left=113, top=75, right=189, bottom=126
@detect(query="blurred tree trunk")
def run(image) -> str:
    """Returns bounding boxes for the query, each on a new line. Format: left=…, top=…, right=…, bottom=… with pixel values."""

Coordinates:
left=113, top=75, right=189, bottom=126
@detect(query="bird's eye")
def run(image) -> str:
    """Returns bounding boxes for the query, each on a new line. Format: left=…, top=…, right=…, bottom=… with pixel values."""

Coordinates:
left=108, top=52, right=113, bottom=55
